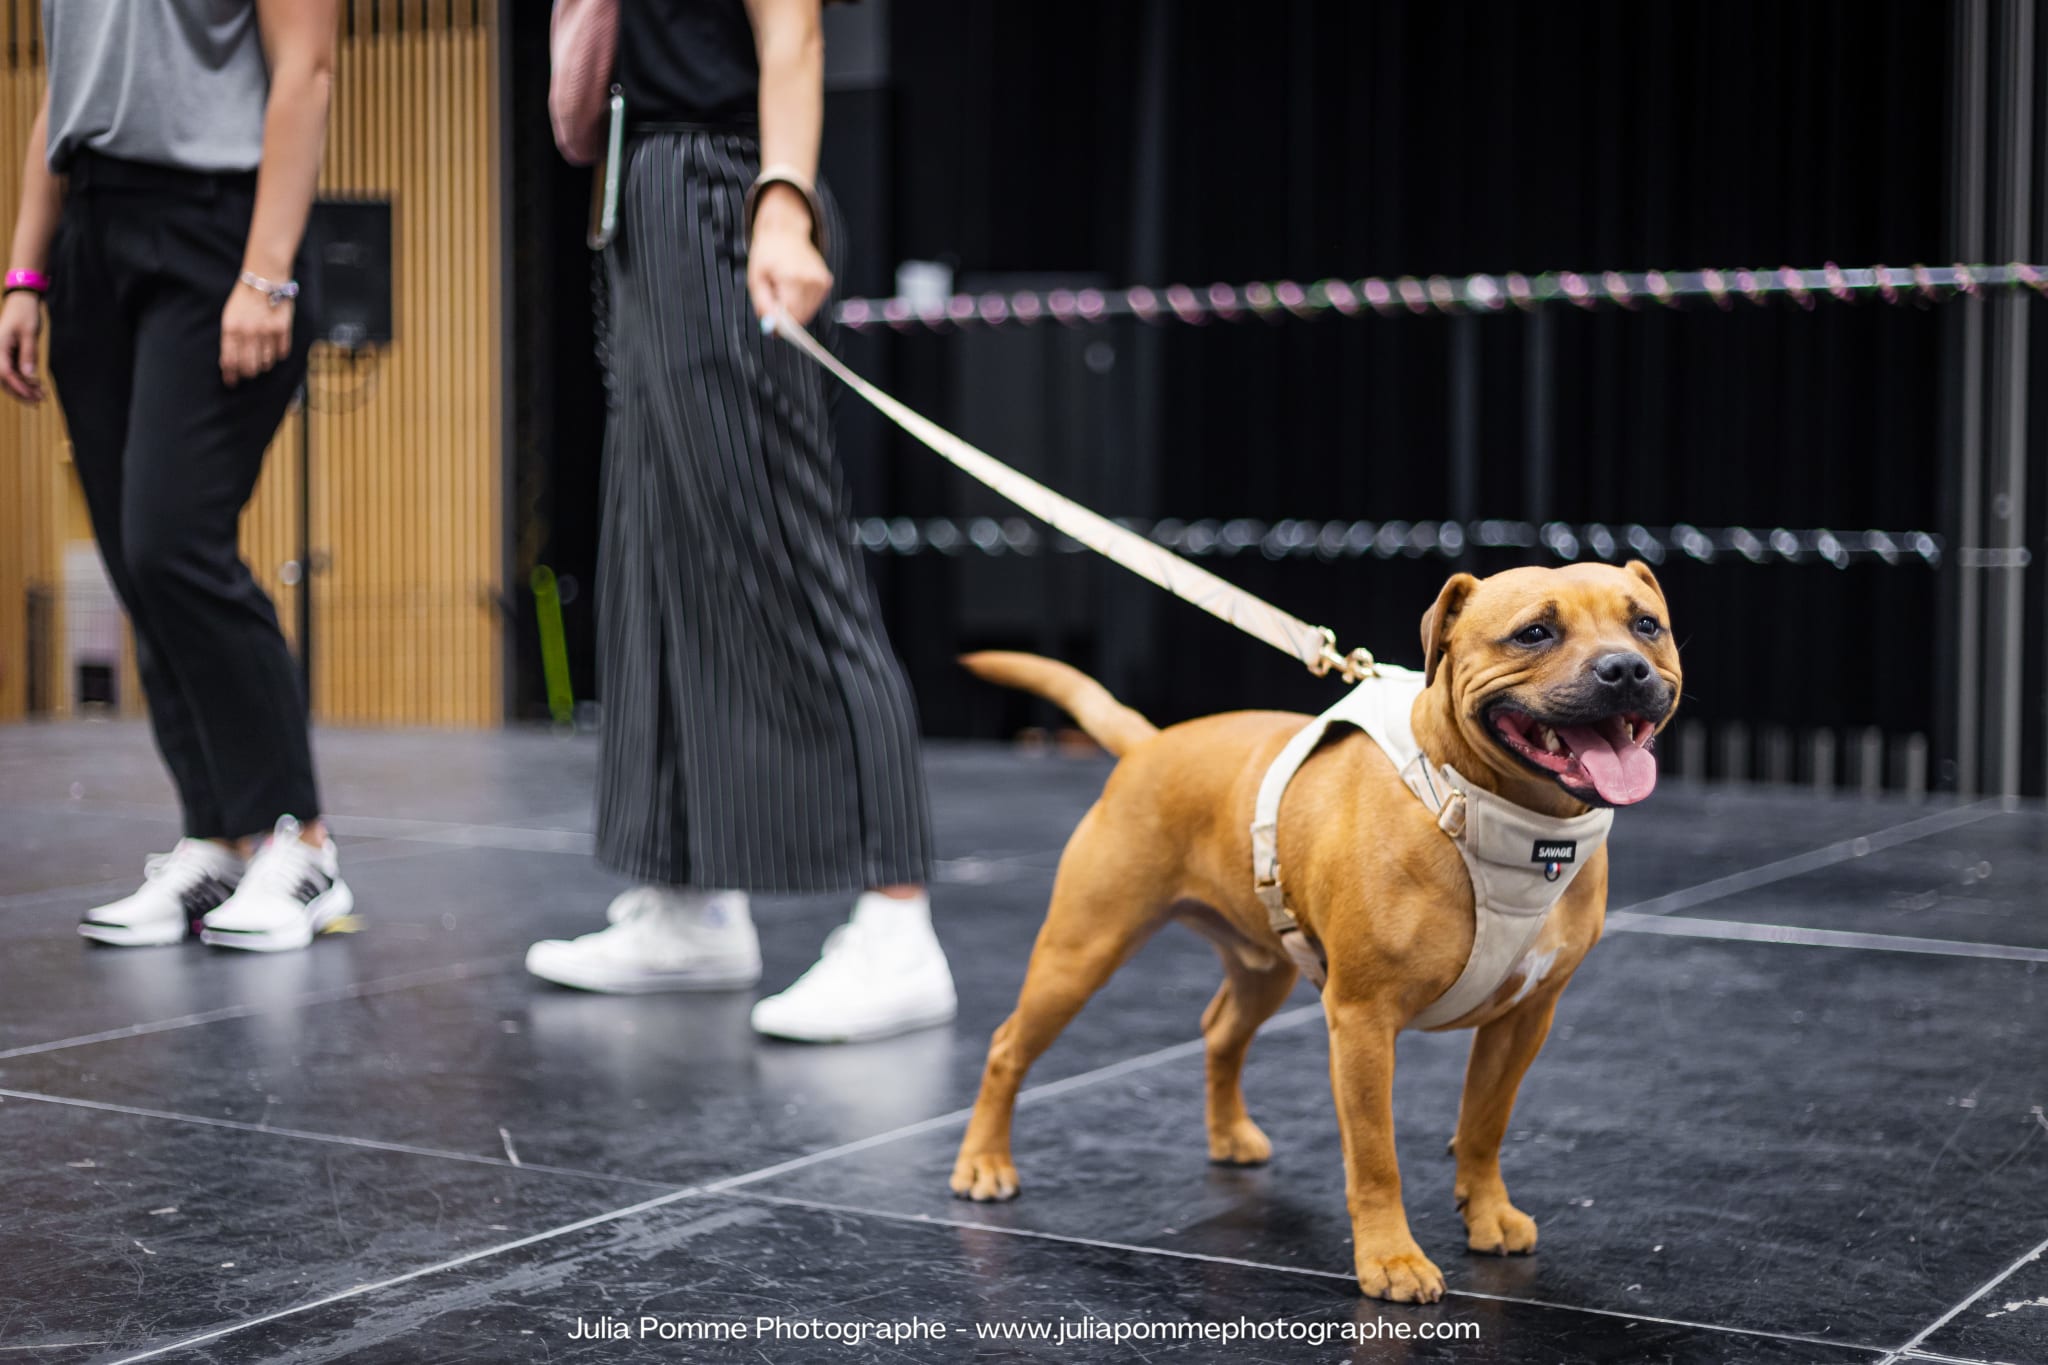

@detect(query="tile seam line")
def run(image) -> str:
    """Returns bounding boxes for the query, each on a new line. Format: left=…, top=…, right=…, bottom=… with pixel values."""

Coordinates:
left=1612, top=800, right=2006, bottom=919
left=84, top=1011, right=1329, bottom=1364
left=728, top=1189, right=1893, bottom=1356
left=0, top=958, right=515, bottom=1062
left=703, top=1005, right=1328, bottom=1197
left=95, top=1182, right=715, bottom=1365
left=1606, top=913, right=2048, bottom=964
left=1880, top=1229, right=2048, bottom=1362
left=0, top=1087, right=676, bottom=1192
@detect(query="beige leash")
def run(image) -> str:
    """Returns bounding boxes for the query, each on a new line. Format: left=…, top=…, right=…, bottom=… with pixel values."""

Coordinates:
left=768, top=313, right=1377, bottom=684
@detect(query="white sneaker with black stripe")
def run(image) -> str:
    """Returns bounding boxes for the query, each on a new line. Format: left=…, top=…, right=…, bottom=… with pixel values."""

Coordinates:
left=200, top=817, right=353, bottom=952
left=78, top=839, right=245, bottom=947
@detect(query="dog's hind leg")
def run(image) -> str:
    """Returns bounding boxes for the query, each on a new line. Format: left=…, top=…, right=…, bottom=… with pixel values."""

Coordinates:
left=950, top=812, right=1170, bottom=1203
left=1200, top=951, right=1297, bottom=1165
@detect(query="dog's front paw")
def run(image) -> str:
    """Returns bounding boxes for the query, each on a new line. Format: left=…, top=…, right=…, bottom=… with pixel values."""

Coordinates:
left=1207, top=1118, right=1273, bottom=1166
left=949, top=1149, right=1020, bottom=1202
left=1355, top=1243, right=1446, bottom=1303
left=1463, top=1199, right=1538, bottom=1255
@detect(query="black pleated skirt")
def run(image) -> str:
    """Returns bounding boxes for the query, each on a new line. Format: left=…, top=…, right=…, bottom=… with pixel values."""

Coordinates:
left=593, top=130, right=934, bottom=893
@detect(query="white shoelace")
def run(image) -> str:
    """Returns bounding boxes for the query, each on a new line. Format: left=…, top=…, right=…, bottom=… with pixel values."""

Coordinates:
left=143, top=840, right=223, bottom=885
left=604, top=887, right=666, bottom=926
left=782, top=922, right=878, bottom=996
left=573, top=887, right=671, bottom=949
left=241, top=823, right=324, bottom=902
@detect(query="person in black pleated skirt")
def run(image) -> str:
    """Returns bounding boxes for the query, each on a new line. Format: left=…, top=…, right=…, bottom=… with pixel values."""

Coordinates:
left=526, top=0, right=956, bottom=1043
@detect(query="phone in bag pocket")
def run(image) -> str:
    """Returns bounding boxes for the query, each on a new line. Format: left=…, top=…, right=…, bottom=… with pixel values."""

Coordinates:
left=587, top=87, right=626, bottom=250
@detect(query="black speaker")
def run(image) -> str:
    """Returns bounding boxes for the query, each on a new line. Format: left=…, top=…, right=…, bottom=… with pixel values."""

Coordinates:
left=305, top=198, right=393, bottom=349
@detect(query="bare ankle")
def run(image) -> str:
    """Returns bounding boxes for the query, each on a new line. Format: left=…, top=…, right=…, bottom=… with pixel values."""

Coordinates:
left=232, top=819, right=327, bottom=858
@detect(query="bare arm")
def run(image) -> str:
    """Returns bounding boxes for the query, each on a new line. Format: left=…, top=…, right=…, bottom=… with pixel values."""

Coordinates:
left=741, top=0, right=832, bottom=324
left=221, top=0, right=338, bottom=386
left=747, top=0, right=824, bottom=192
left=8, top=96, right=60, bottom=279
left=0, top=94, right=62, bottom=403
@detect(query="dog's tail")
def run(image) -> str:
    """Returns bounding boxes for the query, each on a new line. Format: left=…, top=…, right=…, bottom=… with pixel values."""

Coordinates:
left=961, top=652, right=1159, bottom=758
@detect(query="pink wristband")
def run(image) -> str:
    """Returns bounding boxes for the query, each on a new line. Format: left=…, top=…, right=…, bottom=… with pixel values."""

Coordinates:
left=5, top=269, right=48, bottom=293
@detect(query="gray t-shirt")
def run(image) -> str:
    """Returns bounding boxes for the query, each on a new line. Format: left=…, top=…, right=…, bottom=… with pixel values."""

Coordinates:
left=45, top=0, right=270, bottom=173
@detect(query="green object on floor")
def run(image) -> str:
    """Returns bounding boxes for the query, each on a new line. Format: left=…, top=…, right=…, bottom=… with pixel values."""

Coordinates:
left=531, top=564, right=575, bottom=727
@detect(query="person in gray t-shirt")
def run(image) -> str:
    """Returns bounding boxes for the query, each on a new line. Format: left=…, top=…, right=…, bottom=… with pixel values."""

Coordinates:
left=44, top=1, right=272, bottom=174
left=0, top=0, right=356, bottom=953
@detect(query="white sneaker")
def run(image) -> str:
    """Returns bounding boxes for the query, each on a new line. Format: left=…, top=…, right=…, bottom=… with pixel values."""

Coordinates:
left=525, top=887, right=762, bottom=993
left=79, top=838, right=245, bottom=947
left=751, top=892, right=957, bottom=1043
left=200, top=817, right=353, bottom=952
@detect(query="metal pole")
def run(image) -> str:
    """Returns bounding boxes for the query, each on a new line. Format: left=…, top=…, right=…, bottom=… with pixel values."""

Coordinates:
left=1523, top=307, right=1555, bottom=541
left=297, top=380, right=313, bottom=705
left=1101, top=0, right=1170, bottom=706
left=1984, top=0, right=2033, bottom=799
left=496, top=0, right=518, bottom=725
left=1949, top=0, right=1990, bottom=794
left=1449, top=313, right=1480, bottom=528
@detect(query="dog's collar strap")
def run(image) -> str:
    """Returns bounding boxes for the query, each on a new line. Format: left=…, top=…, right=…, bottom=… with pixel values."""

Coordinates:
left=1249, top=667, right=1613, bottom=1026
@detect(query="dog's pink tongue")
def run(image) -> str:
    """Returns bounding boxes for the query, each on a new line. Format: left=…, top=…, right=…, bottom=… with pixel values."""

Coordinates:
left=1557, top=725, right=1658, bottom=804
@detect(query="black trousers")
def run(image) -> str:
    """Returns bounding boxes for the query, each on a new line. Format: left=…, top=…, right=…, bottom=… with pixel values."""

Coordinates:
left=48, top=153, right=318, bottom=840
left=593, top=131, right=934, bottom=892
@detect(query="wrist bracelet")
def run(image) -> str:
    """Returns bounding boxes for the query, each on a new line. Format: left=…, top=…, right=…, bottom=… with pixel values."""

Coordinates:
left=5, top=269, right=49, bottom=294
left=238, top=270, right=300, bottom=308
left=744, top=165, right=830, bottom=261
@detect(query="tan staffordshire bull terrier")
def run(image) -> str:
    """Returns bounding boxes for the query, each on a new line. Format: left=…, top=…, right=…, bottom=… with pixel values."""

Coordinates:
left=949, top=561, right=1681, bottom=1302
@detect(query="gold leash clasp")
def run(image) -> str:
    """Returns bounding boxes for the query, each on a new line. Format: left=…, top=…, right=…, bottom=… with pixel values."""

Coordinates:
left=1310, top=627, right=1377, bottom=684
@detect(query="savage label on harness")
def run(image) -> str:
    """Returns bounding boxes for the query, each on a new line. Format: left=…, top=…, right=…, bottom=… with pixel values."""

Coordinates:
left=1532, top=839, right=1576, bottom=881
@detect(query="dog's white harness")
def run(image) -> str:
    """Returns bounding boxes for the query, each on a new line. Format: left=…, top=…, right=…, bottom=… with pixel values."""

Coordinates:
left=1250, top=666, right=1614, bottom=1030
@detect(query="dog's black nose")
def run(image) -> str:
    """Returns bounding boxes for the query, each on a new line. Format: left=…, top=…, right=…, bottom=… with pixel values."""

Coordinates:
left=1592, top=652, right=1654, bottom=688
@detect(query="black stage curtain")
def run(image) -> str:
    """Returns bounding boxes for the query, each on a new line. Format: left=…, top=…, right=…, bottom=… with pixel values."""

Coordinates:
left=880, top=0, right=1952, bottom=780
left=516, top=1, right=1996, bottom=788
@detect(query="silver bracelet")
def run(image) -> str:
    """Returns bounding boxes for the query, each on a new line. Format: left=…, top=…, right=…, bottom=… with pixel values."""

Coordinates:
left=743, top=164, right=829, bottom=260
left=238, top=270, right=300, bottom=308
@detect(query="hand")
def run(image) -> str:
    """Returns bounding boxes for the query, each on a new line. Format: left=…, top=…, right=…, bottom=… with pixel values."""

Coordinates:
left=746, top=185, right=832, bottom=328
left=0, top=289, right=44, bottom=404
left=220, top=280, right=294, bottom=387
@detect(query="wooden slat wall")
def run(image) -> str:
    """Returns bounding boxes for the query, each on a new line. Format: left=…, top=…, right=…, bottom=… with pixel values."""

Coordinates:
left=0, top=1, right=63, bottom=720
left=0, top=0, right=503, bottom=728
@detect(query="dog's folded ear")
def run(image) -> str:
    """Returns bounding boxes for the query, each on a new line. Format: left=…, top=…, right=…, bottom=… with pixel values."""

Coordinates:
left=1420, top=573, right=1479, bottom=686
left=1624, top=559, right=1666, bottom=604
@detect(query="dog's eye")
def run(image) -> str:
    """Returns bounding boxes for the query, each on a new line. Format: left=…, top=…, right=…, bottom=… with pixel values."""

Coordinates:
left=1512, top=623, right=1554, bottom=647
left=1634, top=615, right=1663, bottom=639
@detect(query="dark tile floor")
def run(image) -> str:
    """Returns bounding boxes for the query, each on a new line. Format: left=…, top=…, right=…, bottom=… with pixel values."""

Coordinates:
left=1, top=720, right=2044, bottom=1364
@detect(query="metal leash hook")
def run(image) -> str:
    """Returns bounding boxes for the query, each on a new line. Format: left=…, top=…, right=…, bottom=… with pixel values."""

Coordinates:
left=1312, top=628, right=1377, bottom=684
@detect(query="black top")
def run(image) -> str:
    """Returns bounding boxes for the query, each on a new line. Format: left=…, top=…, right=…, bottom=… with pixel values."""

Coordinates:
left=619, top=0, right=760, bottom=128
